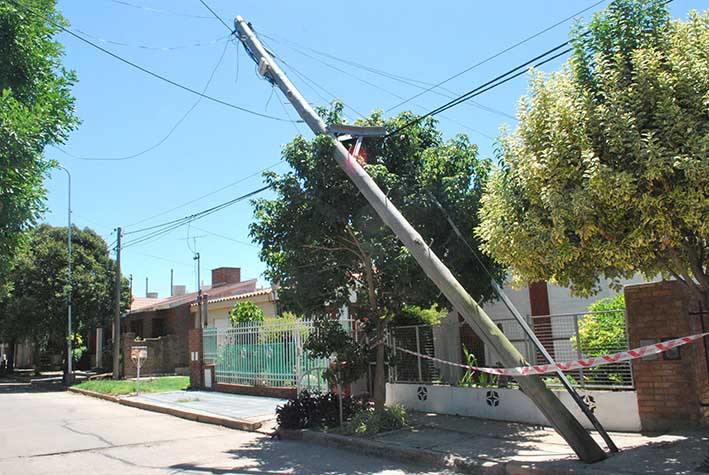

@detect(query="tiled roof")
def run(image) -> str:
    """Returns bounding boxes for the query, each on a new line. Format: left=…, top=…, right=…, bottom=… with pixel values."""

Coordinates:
left=127, top=279, right=258, bottom=315
left=190, top=287, right=275, bottom=307
left=130, top=297, right=165, bottom=312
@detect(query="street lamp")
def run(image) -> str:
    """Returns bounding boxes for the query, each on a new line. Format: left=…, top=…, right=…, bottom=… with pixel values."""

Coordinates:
left=55, top=164, right=73, bottom=384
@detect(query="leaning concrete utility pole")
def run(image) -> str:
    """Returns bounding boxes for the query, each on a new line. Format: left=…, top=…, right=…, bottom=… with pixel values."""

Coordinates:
left=235, top=17, right=606, bottom=463
left=113, top=227, right=122, bottom=380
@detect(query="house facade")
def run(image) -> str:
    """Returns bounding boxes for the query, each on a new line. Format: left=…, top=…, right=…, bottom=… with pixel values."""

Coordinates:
left=121, top=267, right=274, bottom=377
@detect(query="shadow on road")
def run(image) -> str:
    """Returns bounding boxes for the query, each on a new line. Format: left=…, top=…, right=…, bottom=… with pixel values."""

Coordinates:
left=0, top=380, right=65, bottom=394
left=170, top=436, right=434, bottom=475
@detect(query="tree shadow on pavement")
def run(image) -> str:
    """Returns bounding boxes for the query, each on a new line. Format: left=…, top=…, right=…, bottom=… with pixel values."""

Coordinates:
left=0, top=381, right=65, bottom=394
left=169, top=436, right=439, bottom=475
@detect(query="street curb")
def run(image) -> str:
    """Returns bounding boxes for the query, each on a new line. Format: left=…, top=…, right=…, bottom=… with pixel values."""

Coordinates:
left=278, top=429, right=607, bottom=475
left=67, top=387, right=262, bottom=432
left=117, top=398, right=262, bottom=432
left=68, top=386, right=120, bottom=403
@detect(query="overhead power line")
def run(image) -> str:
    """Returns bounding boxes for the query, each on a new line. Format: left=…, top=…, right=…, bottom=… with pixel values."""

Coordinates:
left=127, top=160, right=285, bottom=227
left=197, top=0, right=232, bottom=32
left=73, top=28, right=229, bottom=51
left=121, top=185, right=270, bottom=249
left=386, top=0, right=609, bottom=112
left=59, top=38, right=232, bottom=161
left=10, top=0, right=298, bottom=123
left=385, top=43, right=574, bottom=138
left=109, top=0, right=217, bottom=20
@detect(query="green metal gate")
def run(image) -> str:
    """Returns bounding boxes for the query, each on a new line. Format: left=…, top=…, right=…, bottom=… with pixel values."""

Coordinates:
left=203, top=319, right=348, bottom=392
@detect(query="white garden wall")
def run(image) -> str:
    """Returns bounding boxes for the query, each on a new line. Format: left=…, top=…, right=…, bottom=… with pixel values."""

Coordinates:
left=387, top=383, right=641, bottom=432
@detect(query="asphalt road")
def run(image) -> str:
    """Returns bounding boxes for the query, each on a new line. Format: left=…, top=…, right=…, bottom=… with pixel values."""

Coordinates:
left=0, top=382, right=447, bottom=475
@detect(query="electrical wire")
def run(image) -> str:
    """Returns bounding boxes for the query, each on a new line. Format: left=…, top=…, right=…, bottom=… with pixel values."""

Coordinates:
left=191, top=225, right=257, bottom=248
left=385, top=0, right=609, bottom=112
left=58, top=38, right=231, bottom=161
left=126, top=160, right=285, bottom=227
left=273, top=47, right=496, bottom=139
left=73, top=28, right=229, bottom=51
left=197, top=0, right=232, bottom=32
left=263, top=34, right=515, bottom=122
left=109, top=0, right=217, bottom=20
left=385, top=44, right=574, bottom=138
left=121, top=185, right=270, bottom=250
left=9, top=0, right=299, bottom=123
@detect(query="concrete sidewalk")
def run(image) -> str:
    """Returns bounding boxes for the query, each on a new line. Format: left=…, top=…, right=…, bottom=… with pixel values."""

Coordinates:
left=129, top=390, right=284, bottom=430
left=70, top=387, right=284, bottom=433
left=285, top=412, right=709, bottom=474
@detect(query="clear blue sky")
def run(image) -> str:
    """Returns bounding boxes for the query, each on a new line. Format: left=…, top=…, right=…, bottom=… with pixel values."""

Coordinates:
left=42, top=0, right=704, bottom=299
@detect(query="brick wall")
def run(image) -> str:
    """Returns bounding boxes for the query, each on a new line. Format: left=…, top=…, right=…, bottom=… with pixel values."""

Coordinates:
left=122, top=333, right=181, bottom=378
left=625, top=281, right=709, bottom=431
left=188, top=328, right=203, bottom=389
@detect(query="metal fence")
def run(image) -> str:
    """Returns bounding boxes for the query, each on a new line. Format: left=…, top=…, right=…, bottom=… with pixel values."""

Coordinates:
left=389, top=310, right=634, bottom=390
left=203, top=319, right=355, bottom=391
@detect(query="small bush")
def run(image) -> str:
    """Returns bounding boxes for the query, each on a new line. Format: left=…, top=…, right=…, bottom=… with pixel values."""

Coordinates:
left=276, top=390, right=366, bottom=430
left=342, top=405, right=407, bottom=436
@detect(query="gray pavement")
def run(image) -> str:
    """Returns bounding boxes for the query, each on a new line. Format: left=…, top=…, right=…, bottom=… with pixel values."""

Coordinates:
left=370, top=412, right=709, bottom=474
left=0, top=382, right=448, bottom=475
left=128, top=390, right=284, bottom=423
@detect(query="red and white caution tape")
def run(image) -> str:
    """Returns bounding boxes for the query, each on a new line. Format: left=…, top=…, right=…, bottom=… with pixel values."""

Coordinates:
left=389, top=332, right=709, bottom=377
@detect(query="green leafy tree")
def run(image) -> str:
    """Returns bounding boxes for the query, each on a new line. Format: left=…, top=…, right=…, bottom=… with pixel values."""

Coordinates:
left=0, top=225, right=129, bottom=370
left=478, top=1, right=709, bottom=305
left=250, top=105, right=503, bottom=411
left=229, top=301, right=266, bottom=325
left=571, top=294, right=626, bottom=356
left=0, top=0, right=79, bottom=295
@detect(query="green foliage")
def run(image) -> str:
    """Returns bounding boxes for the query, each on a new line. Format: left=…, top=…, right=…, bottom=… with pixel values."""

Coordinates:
left=342, top=404, right=407, bottom=436
left=459, top=344, right=498, bottom=388
left=74, top=376, right=189, bottom=395
left=477, top=1, right=709, bottom=302
left=275, top=390, right=366, bottom=430
left=250, top=104, right=504, bottom=409
left=0, top=0, right=79, bottom=295
left=250, top=105, right=503, bottom=320
left=229, top=301, right=266, bottom=325
left=0, top=225, right=129, bottom=356
left=392, top=304, right=446, bottom=327
left=304, top=318, right=368, bottom=387
left=571, top=294, right=627, bottom=356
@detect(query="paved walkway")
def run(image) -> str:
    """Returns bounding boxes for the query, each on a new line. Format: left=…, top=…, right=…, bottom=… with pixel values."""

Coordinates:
left=364, top=412, right=709, bottom=473
left=128, top=390, right=284, bottom=424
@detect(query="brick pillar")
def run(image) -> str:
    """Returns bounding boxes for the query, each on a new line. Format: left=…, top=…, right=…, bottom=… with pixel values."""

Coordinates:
left=625, top=281, right=708, bottom=430
left=529, top=281, right=555, bottom=360
left=188, top=328, right=203, bottom=389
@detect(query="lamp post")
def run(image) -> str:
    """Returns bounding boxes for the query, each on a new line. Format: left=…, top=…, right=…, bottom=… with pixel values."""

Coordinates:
left=55, top=164, right=73, bottom=384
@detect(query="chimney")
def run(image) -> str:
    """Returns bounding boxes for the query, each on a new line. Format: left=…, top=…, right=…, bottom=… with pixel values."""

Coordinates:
left=211, top=267, right=241, bottom=287
left=147, top=291, right=158, bottom=299
left=172, top=285, right=186, bottom=297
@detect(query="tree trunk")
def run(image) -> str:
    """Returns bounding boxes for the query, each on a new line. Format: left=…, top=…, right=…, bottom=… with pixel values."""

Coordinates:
left=373, top=319, right=386, bottom=413
left=6, top=339, right=15, bottom=374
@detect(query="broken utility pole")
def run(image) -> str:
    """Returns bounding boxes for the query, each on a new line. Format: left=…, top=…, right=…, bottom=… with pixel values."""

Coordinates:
left=235, top=16, right=606, bottom=463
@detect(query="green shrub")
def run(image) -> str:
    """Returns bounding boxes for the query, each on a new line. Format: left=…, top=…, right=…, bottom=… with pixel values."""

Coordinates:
left=571, top=294, right=626, bottom=356
left=342, top=405, right=407, bottom=436
left=276, top=390, right=366, bottom=430
left=229, top=301, right=265, bottom=325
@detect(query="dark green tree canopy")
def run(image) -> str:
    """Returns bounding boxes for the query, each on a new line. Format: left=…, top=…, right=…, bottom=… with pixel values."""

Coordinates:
left=0, top=0, right=79, bottom=293
left=250, top=107, right=503, bottom=320
left=0, top=225, right=128, bottom=353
